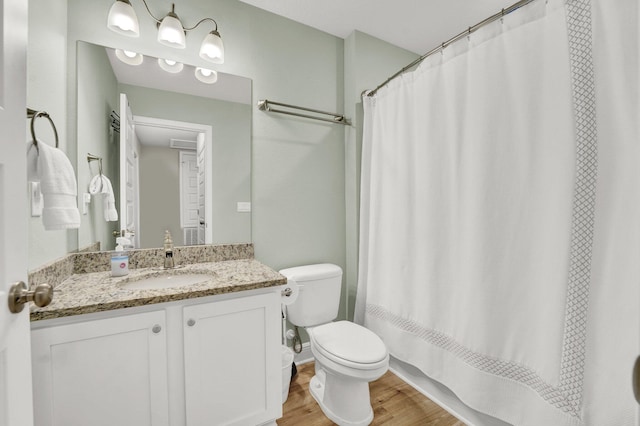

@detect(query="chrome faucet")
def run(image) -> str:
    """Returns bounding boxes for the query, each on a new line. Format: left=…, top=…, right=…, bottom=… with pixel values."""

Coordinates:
left=163, top=230, right=175, bottom=269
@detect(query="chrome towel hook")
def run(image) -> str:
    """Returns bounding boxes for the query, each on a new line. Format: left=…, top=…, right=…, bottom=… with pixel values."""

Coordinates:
left=27, top=108, right=59, bottom=153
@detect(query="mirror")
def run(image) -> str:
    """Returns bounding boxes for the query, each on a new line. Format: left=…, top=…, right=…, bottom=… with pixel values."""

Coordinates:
left=75, top=41, right=252, bottom=252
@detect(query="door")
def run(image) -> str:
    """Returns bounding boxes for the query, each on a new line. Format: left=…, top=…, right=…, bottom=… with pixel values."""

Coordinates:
left=119, top=93, right=140, bottom=247
left=196, top=133, right=206, bottom=244
left=0, top=0, right=34, bottom=425
left=179, top=151, right=198, bottom=245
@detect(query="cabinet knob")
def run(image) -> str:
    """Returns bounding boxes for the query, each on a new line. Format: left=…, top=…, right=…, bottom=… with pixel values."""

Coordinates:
left=187, top=319, right=196, bottom=327
left=152, top=324, right=162, bottom=334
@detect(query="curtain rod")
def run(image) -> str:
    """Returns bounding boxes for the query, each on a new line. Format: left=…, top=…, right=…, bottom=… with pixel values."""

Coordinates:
left=258, top=99, right=351, bottom=125
left=366, top=0, right=537, bottom=97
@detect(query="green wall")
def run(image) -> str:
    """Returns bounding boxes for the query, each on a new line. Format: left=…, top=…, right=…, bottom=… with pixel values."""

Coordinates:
left=138, top=145, right=182, bottom=248
left=119, top=82, right=252, bottom=246
left=76, top=41, right=119, bottom=252
left=343, top=31, right=418, bottom=320
left=27, top=0, right=418, bottom=326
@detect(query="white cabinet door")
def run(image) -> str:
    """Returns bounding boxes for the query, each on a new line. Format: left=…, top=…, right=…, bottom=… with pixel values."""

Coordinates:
left=183, top=293, right=281, bottom=426
left=31, top=311, right=169, bottom=426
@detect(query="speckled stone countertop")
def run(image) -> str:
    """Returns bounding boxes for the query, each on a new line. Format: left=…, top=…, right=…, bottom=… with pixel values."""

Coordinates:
left=29, top=244, right=287, bottom=321
left=31, top=259, right=286, bottom=321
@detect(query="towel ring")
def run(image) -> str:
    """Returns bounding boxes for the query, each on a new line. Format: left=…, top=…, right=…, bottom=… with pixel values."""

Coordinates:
left=87, top=153, right=103, bottom=176
left=30, top=110, right=59, bottom=153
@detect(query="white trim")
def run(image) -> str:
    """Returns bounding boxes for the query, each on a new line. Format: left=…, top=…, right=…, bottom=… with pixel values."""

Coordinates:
left=388, top=356, right=512, bottom=426
left=290, top=342, right=313, bottom=365
left=286, top=343, right=506, bottom=425
left=133, top=115, right=213, bottom=245
left=178, top=150, right=197, bottom=229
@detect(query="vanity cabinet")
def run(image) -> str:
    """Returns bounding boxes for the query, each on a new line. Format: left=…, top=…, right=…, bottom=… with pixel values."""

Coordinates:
left=183, top=294, right=281, bottom=426
left=31, top=290, right=282, bottom=426
left=30, top=310, right=170, bottom=426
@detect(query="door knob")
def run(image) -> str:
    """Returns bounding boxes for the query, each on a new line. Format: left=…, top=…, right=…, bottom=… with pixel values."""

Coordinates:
left=634, top=356, right=640, bottom=404
left=8, top=281, right=53, bottom=314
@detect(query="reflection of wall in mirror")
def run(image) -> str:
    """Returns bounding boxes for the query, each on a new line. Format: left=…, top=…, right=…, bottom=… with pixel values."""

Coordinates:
left=75, top=43, right=251, bottom=252
left=29, top=0, right=349, bottom=304
left=77, top=42, right=120, bottom=253
left=118, top=84, right=252, bottom=248
left=139, top=145, right=181, bottom=248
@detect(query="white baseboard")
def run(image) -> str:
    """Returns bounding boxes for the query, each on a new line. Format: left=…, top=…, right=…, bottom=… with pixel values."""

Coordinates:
left=285, top=344, right=509, bottom=426
left=288, top=342, right=313, bottom=365
left=389, top=356, right=511, bottom=426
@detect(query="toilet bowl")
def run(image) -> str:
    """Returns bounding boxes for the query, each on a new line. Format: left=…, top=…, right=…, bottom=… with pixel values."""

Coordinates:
left=307, top=321, right=389, bottom=426
left=279, top=264, right=389, bottom=426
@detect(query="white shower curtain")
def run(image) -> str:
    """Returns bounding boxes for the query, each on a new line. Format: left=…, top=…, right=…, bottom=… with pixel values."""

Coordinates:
left=356, top=0, right=639, bottom=425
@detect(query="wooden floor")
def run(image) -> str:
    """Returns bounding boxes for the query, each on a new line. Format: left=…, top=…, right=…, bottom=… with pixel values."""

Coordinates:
left=278, top=362, right=465, bottom=426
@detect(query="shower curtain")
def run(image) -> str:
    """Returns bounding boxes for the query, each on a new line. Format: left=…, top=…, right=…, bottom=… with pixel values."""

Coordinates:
left=356, top=0, right=639, bottom=425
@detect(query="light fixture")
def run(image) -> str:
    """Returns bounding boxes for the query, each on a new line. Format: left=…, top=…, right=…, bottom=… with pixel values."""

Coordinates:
left=199, top=30, right=224, bottom=64
left=107, top=0, right=225, bottom=64
left=195, top=67, right=218, bottom=84
left=157, top=4, right=186, bottom=49
left=107, top=0, right=140, bottom=37
left=158, top=57, right=184, bottom=73
left=115, top=49, right=144, bottom=65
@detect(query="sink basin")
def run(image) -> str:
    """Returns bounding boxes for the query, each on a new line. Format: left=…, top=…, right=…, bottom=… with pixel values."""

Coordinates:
left=120, top=272, right=212, bottom=290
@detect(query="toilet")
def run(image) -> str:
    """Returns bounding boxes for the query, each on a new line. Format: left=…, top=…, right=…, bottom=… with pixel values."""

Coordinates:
left=280, top=264, right=389, bottom=426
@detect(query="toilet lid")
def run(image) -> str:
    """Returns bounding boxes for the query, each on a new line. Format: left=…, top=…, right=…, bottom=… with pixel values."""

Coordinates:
left=311, top=321, right=387, bottom=364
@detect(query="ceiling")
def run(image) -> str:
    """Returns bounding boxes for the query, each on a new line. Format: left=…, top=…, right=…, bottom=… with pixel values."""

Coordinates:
left=105, top=48, right=252, bottom=105
left=108, top=2, right=517, bottom=146
left=238, top=0, right=515, bottom=55
left=134, top=124, right=200, bottom=148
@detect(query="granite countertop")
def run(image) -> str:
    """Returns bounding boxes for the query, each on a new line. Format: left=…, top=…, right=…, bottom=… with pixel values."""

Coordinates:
left=31, top=259, right=287, bottom=321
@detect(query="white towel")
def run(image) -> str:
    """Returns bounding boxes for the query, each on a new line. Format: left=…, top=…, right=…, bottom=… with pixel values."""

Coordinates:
left=32, top=141, right=81, bottom=230
left=27, top=141, right=39, bottom=182
left=89, top=174, right=118, bottom=222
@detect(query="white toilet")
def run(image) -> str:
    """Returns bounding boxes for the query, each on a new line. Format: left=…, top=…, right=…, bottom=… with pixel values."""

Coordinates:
left=280, top=264, right=389, bottom=426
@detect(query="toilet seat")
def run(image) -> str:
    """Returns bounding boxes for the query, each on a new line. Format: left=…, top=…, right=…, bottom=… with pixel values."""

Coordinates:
left=310, top=321, right=388, bottom=371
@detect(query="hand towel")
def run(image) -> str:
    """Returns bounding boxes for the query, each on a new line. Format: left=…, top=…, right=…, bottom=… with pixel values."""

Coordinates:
left=35, top=141, right=81, bottom=230
left=27, top=140, right=39, bottom=182
left=89, top=174, right=118, bottom=222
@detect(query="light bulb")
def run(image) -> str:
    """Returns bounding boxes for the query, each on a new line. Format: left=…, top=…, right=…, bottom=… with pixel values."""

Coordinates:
left=115, top=49, right=143, bottom=66
left=195, top=67, right=218, bottom=84
left=107, top=0, right=140, bottom=37
left=199, top=30, right=224, bottom=64
left=157, top=14, right=186, bottom=49
left=158, top=58, right=184, bottom=73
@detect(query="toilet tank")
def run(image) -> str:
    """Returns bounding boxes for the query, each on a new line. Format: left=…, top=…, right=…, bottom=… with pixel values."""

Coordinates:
left=279, top=264, right=342, bottom=327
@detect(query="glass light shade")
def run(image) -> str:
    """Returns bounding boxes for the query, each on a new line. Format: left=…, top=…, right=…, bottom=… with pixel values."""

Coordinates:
left=199, top=31, right=224, bottom=64
left=158, top=58, right=184, bottom=73
left=115, top=49, right=144, bottom=66
left=107, top=0, right=140, bottom=37
left=195, top=67, right=218, bottom=84
left=157, top=14, right=186, bottom=49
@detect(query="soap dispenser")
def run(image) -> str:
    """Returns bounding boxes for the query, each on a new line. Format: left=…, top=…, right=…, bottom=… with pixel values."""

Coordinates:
left=111, top=237, right=131, bottom=277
